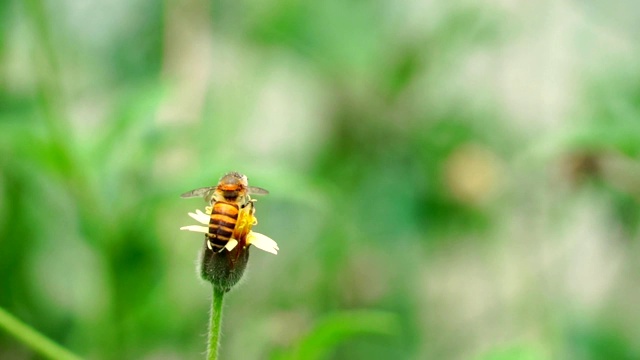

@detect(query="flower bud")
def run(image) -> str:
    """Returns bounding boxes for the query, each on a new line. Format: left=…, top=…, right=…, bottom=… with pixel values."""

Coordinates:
left=200, top=239, right=250, bottom=293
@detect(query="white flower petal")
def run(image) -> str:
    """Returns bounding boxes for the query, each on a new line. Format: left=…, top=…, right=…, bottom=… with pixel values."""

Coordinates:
left=225, top=239, right=238, bottom=251
left=247, top=232, right=278, bottom=255
left=196, top=208, right=209, bottom=217
left=188, top=210, right=210, bottom=224
left=180, top=225, right=209, bottom=233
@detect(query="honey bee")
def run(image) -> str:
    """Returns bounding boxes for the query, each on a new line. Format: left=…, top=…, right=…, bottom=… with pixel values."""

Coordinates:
left=181, top=172, right=269, bottom=253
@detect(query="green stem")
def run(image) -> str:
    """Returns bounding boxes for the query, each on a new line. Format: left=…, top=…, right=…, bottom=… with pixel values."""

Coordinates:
left=0, top=307, right=82, bottom=360
left=207, top=287, right=225, bottom=360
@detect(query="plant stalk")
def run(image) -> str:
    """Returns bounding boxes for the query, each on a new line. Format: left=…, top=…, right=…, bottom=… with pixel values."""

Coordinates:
left=207, top=286, right=225, bottom=360
left=0, top=307, right=82, bottom=360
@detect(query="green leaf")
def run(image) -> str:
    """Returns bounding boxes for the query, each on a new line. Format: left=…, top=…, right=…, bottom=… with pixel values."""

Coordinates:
left=288, top=310, right=399, bottom=360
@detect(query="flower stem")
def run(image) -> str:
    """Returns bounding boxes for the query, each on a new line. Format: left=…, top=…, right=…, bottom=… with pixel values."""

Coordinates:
left=0, top=306, right=82, bottom=360
left=207, top=287, right=225, bottom=360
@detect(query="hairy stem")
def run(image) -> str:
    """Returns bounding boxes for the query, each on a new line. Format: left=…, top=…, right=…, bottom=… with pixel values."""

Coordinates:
left=207, top=287, right=225, bottom=360
left=0, top=307, right=82, bottom=360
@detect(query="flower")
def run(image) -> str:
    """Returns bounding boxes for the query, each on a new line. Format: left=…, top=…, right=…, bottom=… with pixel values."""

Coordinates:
left=180, top=202, right=278, bottom=292
left=180, top=207, right=279, bottom=255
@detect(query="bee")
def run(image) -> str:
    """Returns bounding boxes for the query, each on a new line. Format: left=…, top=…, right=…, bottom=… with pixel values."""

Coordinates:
left=181, top=172, right=269, bottom=253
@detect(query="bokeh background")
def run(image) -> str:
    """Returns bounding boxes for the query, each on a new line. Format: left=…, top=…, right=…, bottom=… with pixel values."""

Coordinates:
left=2, top=0, right=640, bottom=359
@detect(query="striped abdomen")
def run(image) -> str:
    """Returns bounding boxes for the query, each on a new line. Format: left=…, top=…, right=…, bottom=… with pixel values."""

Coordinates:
left=208, top=201, right=239, bottom=250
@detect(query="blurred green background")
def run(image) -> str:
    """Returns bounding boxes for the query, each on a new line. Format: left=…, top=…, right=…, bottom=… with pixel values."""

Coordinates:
left=2, top=0, right=640, bottom=359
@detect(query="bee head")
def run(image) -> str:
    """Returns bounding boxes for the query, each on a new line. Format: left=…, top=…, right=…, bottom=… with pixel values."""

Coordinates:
left=217, top=172, right=248, bottom=200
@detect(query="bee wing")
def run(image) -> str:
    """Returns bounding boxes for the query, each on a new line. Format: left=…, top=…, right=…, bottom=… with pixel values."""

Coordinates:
left=248, top=186, right=269, bottom=195
left=180, top=186, right=217, bottom=202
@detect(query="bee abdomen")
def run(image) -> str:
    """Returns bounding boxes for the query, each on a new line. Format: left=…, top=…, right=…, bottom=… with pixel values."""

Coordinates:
left=213, top=202, right=238, bottom=216
left=207, top=202, right=239, bottom=250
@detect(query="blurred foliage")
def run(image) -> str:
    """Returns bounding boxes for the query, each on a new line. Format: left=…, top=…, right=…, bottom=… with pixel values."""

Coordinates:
left=1, top=0, right=640, bottom=359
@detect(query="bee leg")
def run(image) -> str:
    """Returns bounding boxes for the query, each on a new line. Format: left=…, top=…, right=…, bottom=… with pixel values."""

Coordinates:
left=206, top=240, right=213, bottom=251
left=248, top=201, right=257, bottom=225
